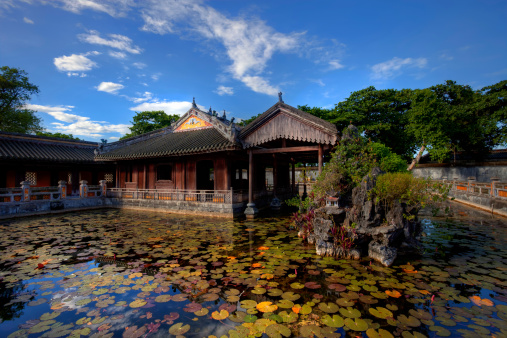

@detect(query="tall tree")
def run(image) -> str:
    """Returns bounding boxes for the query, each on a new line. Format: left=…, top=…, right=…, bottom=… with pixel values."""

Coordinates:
left=0, top=66, right=42, bottom=134
left=121, top=111, right=180, bottom=139
left=35, top=131, right=81, bottom=140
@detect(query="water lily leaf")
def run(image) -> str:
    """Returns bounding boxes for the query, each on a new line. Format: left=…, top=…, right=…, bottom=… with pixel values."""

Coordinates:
left=369, top=307, right=393, bottom=319
left=40, top=312, right=60, bottom=321
left=268, top=289, right=283, bottom=297
left=299, top=325, right=322, bottom=337
left=339, top=307, right=361, bottom=318
left=265, top=324, right=291, bottom=338
left=344, top=318, right=368, bottom=331
left=123, top=325, right=147, bottom=338
left=202, top=293, right=219, bottom=301
left=281, top=292, right=300, bottom=301
left=397, top=315, right=421, bottom=327
left=385, top=290, right=402, bottom=298
left=227, top=295, right=240, bottom=302
left=194, top=308, right=209, bottom=317
left=290, top=282, right=304, bottom=289
left=321, top=314, right=344, bottom=328
left=168, top=323, right=190, bottom=335
left=154, top=294, right=172, bottom=303
left=269, top=314, right=283, bottom=323
left=212, top=310, right=229, bottom=320
left=229, top=311, right=246, bottom=322
left=408, top=309, right=432, bottom=320
left=252, top=287, right=266, bottom=295
left=244, top=314, right=258, bottom=323
left=183, top=302, right=202, bottom=313
left=300, top=304, right=312, bottom=315
left=171, top=293, right=188, bottom=302
left=318, top=302, right=339, bottom=313
left=469, top=296, right=494, bottom=307
left=359, top=295, right=378, bottom=304
left=336, top=298, right=355, bottom=307
left=366, top=328, right=394, bottom=338
left=129, top=299, right=147, bottom=308
left=429, top=325, right=451, bottom=336
left=278, top=311, right=298, bottom=323
left=240, top=300, right=257, bottom=309
left=370, top=291, right=389, bottom=299
left=277, top=299, right=294, bottom=309
left=304, top=281, right=321, bottom=289
left=257, top=301, right=278, bottom=313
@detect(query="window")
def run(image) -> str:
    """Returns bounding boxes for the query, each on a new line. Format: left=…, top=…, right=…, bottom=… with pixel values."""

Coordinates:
left=25, top=172, right=37, bottom=186
left=105, top=173, right=114, bottom=183
left=157, top=165, right=172, bottom=181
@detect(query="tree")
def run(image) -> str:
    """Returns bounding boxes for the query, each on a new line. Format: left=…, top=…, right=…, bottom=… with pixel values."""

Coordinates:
left=0, top=66, right=42, bottom=134
left=237, top=113, right=261, bottom=127
left=121, top=111, right=180, bottom=139
left=35, top=131, right=81, bottom=140
left=407, top=80, right=505, bottom=168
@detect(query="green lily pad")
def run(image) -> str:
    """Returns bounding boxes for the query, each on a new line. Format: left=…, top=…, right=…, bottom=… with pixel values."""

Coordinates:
left=322, top=314, right=344, bottom=328
left=277, top=299, right=294, bottom=309
left=299, top=325, right=322, bottom=337
left=339, top=307, right=361, bottom=318
left=366, top=328, right=394, bottom=338
left=265, top=324, right=291, bottom=338
left=318, top=302, right=339, bottom=313
left=369, top=307, right=393, bottom=319
left=278, top=311, right=298, bottom=323
left=129, top=299, right=147, bottom=308
left=344, top=318, right=368, bottom=331
left=168, top=323, right=190, bottom=335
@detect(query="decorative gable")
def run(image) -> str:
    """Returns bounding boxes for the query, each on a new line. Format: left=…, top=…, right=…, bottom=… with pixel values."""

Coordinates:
left=175, top=115, right=212, bottom=132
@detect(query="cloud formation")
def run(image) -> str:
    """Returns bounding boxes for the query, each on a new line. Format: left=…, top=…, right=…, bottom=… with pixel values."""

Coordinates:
left=49, top=0, right=134, bottom=18
left=130, top=100, right=194, bottom=116
left=54, top=51, right=100, bottom=72
left=139, top=0, right=301, bottom=96
left=79, top=30, right=142, bottom=54
left=371, top=57, right=427, bottom=80
left=215, top=85, right=233, bottom=96
left=23, top=17, right=34, bottom=24
left=97, top=81, right=125, bottom=94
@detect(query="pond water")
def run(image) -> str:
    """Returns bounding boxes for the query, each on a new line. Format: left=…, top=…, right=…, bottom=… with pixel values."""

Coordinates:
left=0, top=207, right=506, bottom=338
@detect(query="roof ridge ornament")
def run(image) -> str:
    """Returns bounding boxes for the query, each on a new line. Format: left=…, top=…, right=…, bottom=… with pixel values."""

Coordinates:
left=192, top=97, right=197, bottom=108
left=278, top=92, right=284, bottom=103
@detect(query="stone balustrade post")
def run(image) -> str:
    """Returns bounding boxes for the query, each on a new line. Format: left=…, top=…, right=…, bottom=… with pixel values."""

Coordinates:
left=467, top=176, right=476, bottom=193
left=58, top=180, right=67, bottom=199
left=20, top=181, right=31, bottom=202
left=80, top=180, right=88, bottom=198
left=99, top=180, right=107, bottom=197
left=491, top=177, right=500, bottom=197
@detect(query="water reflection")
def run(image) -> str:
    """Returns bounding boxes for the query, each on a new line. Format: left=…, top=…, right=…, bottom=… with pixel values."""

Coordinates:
left=0, top=208, right=505, bottom=337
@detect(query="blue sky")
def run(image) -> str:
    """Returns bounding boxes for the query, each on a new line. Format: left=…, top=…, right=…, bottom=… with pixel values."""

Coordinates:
left=1, top=0, right=506, bottom=142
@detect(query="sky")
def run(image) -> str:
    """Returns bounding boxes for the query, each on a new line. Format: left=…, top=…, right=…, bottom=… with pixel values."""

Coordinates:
left=1, top=0, right=506, bottom=142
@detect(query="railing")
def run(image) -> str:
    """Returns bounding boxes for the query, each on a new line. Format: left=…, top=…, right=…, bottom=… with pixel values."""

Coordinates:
left=107, top=188, right=237, bottom=204
left=0, top=180, right=108, bottom=203
left=432, top=177, right=507, bottom=200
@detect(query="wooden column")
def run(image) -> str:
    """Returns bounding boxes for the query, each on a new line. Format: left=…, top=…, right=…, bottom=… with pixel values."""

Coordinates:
left=273, top=154, right=278, bottom=197
left=318, top=144, right=323, bottom=174
left=291, top=160, right=296, bottom=194
left=115, top=165, right=119, bottom=188
left=143, top=164, right=147, bottom=189
left=248, top=150, right=253, bottom=204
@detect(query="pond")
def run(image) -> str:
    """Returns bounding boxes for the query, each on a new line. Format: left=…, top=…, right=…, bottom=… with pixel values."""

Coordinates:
left=0, top=207, right=506, bottom=338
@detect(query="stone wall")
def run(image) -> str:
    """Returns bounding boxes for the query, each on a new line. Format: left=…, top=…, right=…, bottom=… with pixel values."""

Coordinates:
left=413, top=165, right=507, bottom=182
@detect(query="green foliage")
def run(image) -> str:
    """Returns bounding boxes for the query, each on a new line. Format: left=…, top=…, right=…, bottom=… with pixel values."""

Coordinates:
left=369, top=142, right=406, bottom=172
left=0, top=66, right=42, bottom=134
left=237, top=113, right=261, bottom=127
left=35, top=131, right=81, bottom=140
left=313, top=126, right=404, bottom=198
left=372, top=172, right=450, bottom=217
left=121, top=111, right=179, bottom=139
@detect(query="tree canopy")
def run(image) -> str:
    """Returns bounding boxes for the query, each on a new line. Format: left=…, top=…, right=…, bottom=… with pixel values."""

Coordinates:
left=299, top=80, right=507, bottom=165
left=0, top=66, right=43, bottom=134
left=121, top=111, right=180, bottom=140
left=35, top=131, right=81, bottom=140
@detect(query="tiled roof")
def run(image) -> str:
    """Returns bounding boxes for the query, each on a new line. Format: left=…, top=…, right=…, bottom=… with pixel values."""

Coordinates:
left=0, top=132, right=98, bottom=163
left=240, top=102, right=338, bottom=137
left=96, top=128, right=240, bottom=160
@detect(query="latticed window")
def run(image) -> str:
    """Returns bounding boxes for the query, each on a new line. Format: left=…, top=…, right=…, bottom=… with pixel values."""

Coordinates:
left=105, top=173, right=114, bottom=183
left=25, top=172, right=37, bottom=186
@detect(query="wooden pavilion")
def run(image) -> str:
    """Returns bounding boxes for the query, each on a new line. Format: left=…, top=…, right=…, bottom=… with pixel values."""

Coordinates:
left=95, top=96, right=339, bottom=217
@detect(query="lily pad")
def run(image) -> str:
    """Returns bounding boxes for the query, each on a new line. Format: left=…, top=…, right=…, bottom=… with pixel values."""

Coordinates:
left=212, top=309, right=229, bottom=320
left=257, top=301, right=278, bottom=313
left=168, top=323, right=190, bottom=335
left=318, top=302, right=339, bottom=313
left=344, top=318, right=368, bottom=331
left=321, top=314, right=344, bottom=328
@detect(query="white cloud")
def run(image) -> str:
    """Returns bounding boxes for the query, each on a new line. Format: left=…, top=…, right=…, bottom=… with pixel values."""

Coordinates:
left=215, top=85, right=233, bottom=96
left=23, top=17, right=34, bottom=24
left=130, top=100, right=193, bottom=116
left=151, top=73, right=161, bottom=81
left=371, top=57, right=428, bottom=80
left=109, top=51, right=127, bottom=59
left=24, top=103, right=130, bottom=138
left=130, top=91, right=153, bottom=103
left=54, top=51, right=100, bottom=72
left=97, top=81, right=124, bottom=94
left=79, top=30, right=142, bottom=54
left=139, top=0, right=302, bottom=96
left=439, top=53, right=453, bottom=61
left=132, top=62, right=146, bottom=69
left=311, top=79, right=325, bottom=87
left=329, top=59, right=345, bottom=70
left=49, top=0, right=134, bottom=18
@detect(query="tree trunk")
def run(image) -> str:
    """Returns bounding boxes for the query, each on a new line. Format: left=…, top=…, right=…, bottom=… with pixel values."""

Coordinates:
left=407, top=145, right=426, bottom=171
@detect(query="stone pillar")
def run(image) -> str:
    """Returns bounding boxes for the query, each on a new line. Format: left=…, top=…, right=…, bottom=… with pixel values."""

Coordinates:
left=99, top=180, right=107, bottom=197
left=244, top=149, right=258, bottom=219
left=80, top=180, right=88, bottom=198
left=467, top=176, right=476, bottom=193
left=58, top=180, right=67, bottom=199
left=491, top=177, right=500, bottom=197
left=20, top=181, right=31, bottom=202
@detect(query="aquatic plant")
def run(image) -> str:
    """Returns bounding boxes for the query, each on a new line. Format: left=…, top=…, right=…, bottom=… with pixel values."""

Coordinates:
left=330, top=223, right=356, bottom=252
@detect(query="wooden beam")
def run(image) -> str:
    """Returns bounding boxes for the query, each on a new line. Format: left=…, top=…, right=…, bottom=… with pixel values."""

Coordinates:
left=251, top=145, right=319, bottom=154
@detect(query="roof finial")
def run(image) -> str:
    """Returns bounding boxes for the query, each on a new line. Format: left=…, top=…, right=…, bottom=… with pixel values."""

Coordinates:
left=209, top=106, right=212, bottom=114
left=223, top=110, right=226, bottom=118
left=278, top=92, right=284, bottom=103
left=192, top=97, right=197, bottom=108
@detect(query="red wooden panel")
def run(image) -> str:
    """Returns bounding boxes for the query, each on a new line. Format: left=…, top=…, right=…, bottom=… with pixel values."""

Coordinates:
left=6, top=170, right=16, bottom=188
left=215, top=158, right=227, bottom=190
left=186, top=160, right=196, bottom=190
left=149, top=164, right=156, bottom=189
